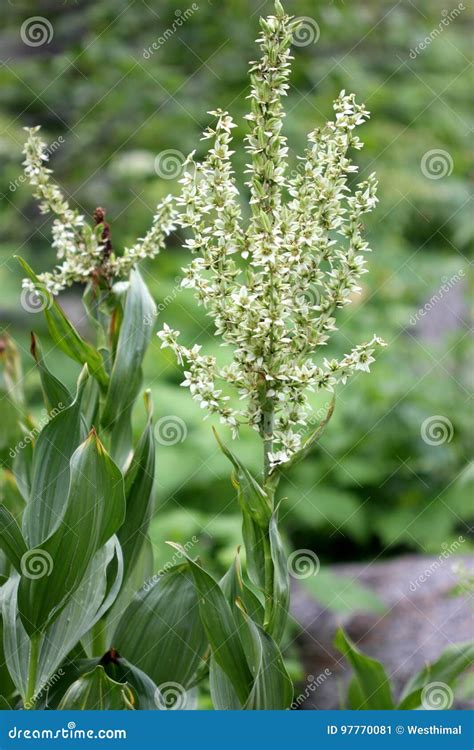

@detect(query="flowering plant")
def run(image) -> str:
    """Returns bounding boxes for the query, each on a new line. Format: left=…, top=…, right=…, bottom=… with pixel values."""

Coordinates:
left=159, top=2, right=384, bottom=473
left=0, top=0, right=470, bottom=714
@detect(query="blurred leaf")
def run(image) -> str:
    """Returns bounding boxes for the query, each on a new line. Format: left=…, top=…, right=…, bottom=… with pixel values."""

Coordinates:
left=17, top=257, right=109, bottom=387
left=300, top=568, right=385, bottom=615
left=334, top=628, right=394, bottom=710
left=398, top=641, right=474, bottom=709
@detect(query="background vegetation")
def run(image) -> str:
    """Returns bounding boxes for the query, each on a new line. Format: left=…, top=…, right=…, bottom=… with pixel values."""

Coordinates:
left=1, top=0, right=472, bottom=589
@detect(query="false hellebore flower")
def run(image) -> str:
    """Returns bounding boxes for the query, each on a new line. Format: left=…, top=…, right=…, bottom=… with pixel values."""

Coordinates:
left=159, top=2, right=386, bottom=473
left=21, top=126, right=177, bottom=295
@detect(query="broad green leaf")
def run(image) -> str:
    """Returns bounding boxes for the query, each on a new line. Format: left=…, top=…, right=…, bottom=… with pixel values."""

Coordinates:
left=242, top=513, right=267, bottom=591
left=22, top=368, right=89, bottom=547
left=29, top=333, right=71, bottom=412
left=105, top=536, right=153, bottom=641
left=209, top=590, right=293, bottom=710
left=110, top=403, right=134, bottom=470
left=114, top=564, right=207, bottom=692
left=220, top=553, right=264, bottom=626
left=398, top=641, right=474, bottom=709
left=102, top=654, right=160, bottom=710
left=1, top=576, right=29, bottom=697
left=169, top=543, right=253, bottom=705
left=58, top=666, right=135, bottom=709
left=3, top=538, right=123, bottom=699
left=12, top=442, right=34, bottom=504
left=17, top=257, right=109, bottom=387
left=334, top=628, right=394, bottom=709
left=18, top=430, right=125, bottom=634
left=118, top=391, right=155, bottom=580
left=209, top=659, right=242, bottom=710
left=213, top=428, right=272, bottom=527
left=238, top=606, right=293, bottom=710
left=37, top=653, right=160, bottom=710
left=101, top=269, right=156, bottom=431
left=266, top=511, right=289, bottom=643
left=0, top=505, right=27, bottom=573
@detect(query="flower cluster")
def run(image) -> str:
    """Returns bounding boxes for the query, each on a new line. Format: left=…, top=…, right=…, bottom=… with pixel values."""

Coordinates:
left=159, top=2, right=385, bottom=471
left=21, top=127, right=177, bottom=294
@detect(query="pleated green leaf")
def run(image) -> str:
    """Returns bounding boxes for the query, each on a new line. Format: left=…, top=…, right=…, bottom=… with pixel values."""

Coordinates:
left=209, top=561, right=292, bottom=710
left=114, top=564, right=207, bottom=692
left=22, top=368, right=89, bottom=548
left=168, top=544, right=253, bottom=705
left=36, top=653, right=160, bottom=710
left=118, top=391, right=155, bottom=580
left=101, top=269, right=156, bottom=431
left=397, top=641, right=474, bottom=709
left=334, top=628, right=394, bottom=709
left=266, top=511, right=290, bottom=643
left=29, top=333, right=71, bottom=412
left=213, top=429, right=272, bottom=527
left=18, top=431, right=125, bottom=634
left=238, top=605, right=293, bottom=710
left=17, top=257, right=109, bottom=387
left=2, top=538, right=123, bottom=700
left=105, top=536, right=153, bottom=641
left=0, top=505, right=27, bottom=573
left=58, top=666, right=135, bottom=710
left=220, top=553, right=264, bottom=626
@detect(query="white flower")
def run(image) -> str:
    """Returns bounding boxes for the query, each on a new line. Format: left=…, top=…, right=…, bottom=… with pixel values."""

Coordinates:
left=159, top=5, right=385, bottom=468
left=21, top=128, right=177, bottom=294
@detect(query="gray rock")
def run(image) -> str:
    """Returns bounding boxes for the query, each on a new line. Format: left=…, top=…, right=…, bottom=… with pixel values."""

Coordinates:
left=291, top=554, right=474, bottom=710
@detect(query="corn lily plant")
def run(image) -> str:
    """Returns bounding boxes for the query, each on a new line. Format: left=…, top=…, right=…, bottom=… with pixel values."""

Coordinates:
left=0, top=1, right=472, bottom=712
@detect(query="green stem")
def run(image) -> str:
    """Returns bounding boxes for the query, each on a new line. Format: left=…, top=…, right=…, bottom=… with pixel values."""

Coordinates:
left=25, top=633, right=40, bottom=709
left=262, top=404, right=274, bottom=483
left=90, top=617, right=108, bottom=657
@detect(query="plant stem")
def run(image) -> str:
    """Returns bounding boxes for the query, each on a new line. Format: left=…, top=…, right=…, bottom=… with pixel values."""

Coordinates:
left=90, top=617, right=108, bottom=657
left=25, top=633, right=40, bottom=709
left=262, top=404, right=274, bottom=483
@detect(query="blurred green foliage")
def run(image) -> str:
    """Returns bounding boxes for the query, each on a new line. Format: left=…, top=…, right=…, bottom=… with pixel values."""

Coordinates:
left=0, top=0, right=472, bottom=575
